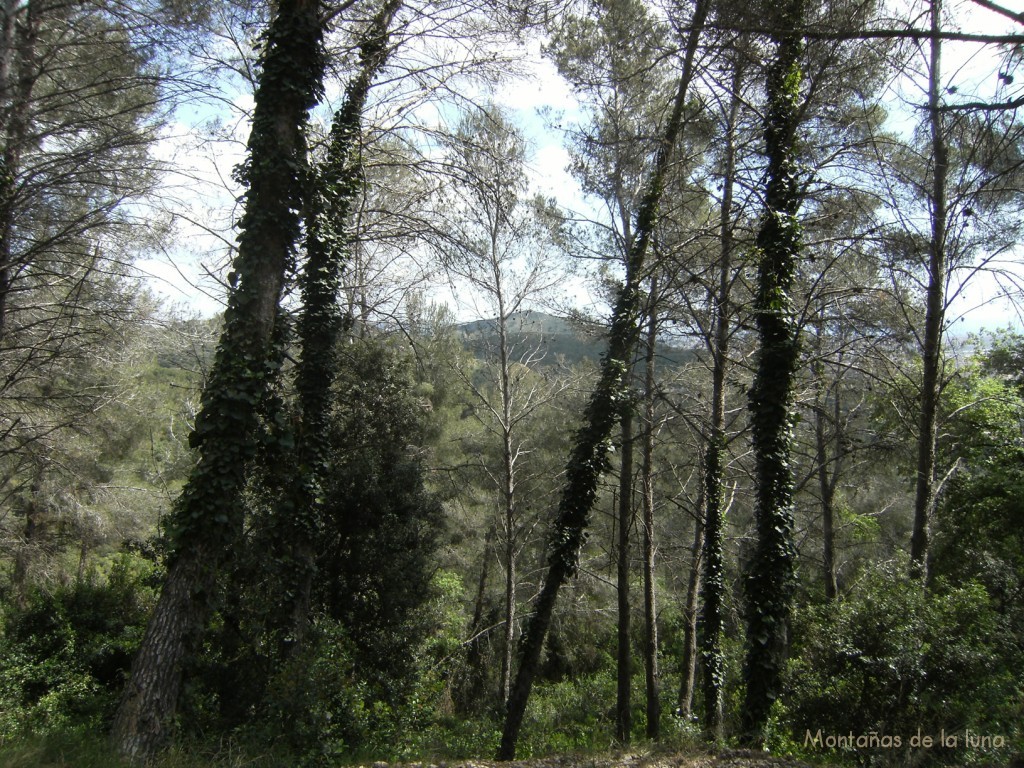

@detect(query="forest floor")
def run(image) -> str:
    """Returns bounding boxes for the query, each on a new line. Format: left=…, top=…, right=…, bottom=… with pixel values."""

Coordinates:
left=356, top=750, right=817, bottom=768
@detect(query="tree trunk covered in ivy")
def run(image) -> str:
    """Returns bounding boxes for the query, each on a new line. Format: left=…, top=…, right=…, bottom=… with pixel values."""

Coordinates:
left=110, top=1, right=327, bottom=760
left=910, top=0, right=946, bottom=582
left=741, top=0, right=806, bottom=746
left=497, top=0, right=710, bottom=757
left=282, top=0, right=403, bottom=655
left=701, top=49, right=742, bottom=743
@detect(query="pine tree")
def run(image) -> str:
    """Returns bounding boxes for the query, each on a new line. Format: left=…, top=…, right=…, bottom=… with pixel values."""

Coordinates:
left=498, top=0, right=711, bottom=756
left=110, top=0, right=328, bottom=758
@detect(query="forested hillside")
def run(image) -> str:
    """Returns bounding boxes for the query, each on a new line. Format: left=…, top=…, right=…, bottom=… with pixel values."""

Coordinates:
left=1, top=0, right=1024, bottom=767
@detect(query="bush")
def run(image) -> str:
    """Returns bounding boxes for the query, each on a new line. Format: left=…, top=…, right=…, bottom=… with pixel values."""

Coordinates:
left=784, top=562, right=1023, bottom=766
left=0, top=551, right=159, bottom=741
left=233, top=568, right=471, bottom=766
left=519, top=670, right=618, bottom=757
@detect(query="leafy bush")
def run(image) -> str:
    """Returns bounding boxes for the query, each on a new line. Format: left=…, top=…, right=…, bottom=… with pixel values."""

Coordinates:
left=0, top=552, right=159, bottom=740
left=784, top=562, right=1023, bottom=765
left=226, top=567, right=472, bottom=767
left=520, top=669, right=618, bottom=757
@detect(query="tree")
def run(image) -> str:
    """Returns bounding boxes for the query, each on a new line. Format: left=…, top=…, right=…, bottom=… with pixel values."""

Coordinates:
left=638, top=295, right=660, bottom=739
left=0, top=1, right=162, bottom=337
left=498, top=0, right=711, bottom=756
left=278, top=0, right=403, bottom=655
left=0, top=0, right=167, bottom=509
left=909, top=0, right=947, bottom=579
left=696, top=42, right=748, bottom=740
left=858, top=0, right=1024, bottom=579
left=1, top=295, right=213, bottom=591
left=111, top=0, right=328, bottom=758
left=740, top=0, right=807, bottom=744
left=434, top=103, right=566, bottom=707
left=614, top=402, right=634, bottom=743
left=932, top=345, right=1024, bottom=656
left=548, top=0, right=700, bottom=739
left=303, top=333, right=445, bottom=711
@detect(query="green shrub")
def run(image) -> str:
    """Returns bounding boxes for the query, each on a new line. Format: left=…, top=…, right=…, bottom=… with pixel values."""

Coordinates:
left=0, top=552, right=159, bottom=741
left=784, top=562, right=1023, bottom=766
left=232, top=568, right=471, bottom=766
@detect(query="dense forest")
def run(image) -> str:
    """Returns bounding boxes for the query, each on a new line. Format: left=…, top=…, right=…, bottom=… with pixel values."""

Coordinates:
left=1, top=0, right=1023, bottom=766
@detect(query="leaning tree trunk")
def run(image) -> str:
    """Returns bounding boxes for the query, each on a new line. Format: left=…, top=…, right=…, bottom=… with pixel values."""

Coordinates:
left=498, top=0, right=710, bottom=758
left=110, top=1, right=327, bottom=760
left=740, top=0, right=806, bottom=746
left=910, top=0, right=947, bottom=582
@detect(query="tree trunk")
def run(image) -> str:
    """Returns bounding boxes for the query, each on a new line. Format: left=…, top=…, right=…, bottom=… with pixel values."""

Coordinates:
left=616, top=407, right=634, bottom=744
left=498, top=1, right=710, bottom=757
left=12, top=468, right=43, bottom=604
left=910, top=0, right=947, bottom=582
left=111, top=543, right=216, bottom=760
left=460, top=524, right=495, bottom=712
left=496, top=219, right=518, bottom=708
left=678, top=506, right=703, bottom=721
left=813, top=330, right=841, bottom=602
left=699, top=48, right=742, bottom=744
left=285, top=0, right=403, bottom=655
left=741, top=0, right=806, bottom=745
left=641, top=278, right=660, bottom=740
left=500, top=497, right=516, bottom=705
left=0, top=0, right=39, bottom=339
left=816, top=387, right=839, bottom=601
left=110, top=1, right=327, bottom=759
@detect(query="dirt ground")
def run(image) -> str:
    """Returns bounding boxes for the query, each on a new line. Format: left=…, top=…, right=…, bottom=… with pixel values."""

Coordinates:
left=359, top=749, right=816, bottom=768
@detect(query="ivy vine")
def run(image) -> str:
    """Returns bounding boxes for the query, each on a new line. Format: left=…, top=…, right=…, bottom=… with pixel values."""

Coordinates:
left=742, top=0, right=808, bottom=745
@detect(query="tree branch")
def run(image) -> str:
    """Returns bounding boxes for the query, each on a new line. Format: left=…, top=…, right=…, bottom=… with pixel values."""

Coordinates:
left=968, top=0, right=1024, bottom=25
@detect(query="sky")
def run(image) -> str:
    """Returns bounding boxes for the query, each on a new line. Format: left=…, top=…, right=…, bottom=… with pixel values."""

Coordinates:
left=926, top=0, right=1024, bottom=333
left=134, top=25, right=586, bottom=320
left=134, top=0, right=1024, bottom=336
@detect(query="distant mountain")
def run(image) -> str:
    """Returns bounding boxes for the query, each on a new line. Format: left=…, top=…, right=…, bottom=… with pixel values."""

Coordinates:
left=456, top=310, right=696, bottom=368
left=457, top=310, right=579, bottom=337
left=457, top=310, right=606, bottom=367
